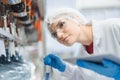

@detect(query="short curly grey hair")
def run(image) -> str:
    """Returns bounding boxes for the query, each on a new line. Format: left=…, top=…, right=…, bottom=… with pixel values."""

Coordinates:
left=45, top=8, right=87, bottom=32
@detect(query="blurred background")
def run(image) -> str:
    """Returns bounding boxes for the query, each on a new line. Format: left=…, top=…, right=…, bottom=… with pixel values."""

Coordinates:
left=0, top=0, right=120, bottom=80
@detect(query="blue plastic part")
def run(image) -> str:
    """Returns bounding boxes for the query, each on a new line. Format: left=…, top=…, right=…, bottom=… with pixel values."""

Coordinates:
left=77, top=59, right=120, bottom=80
left=45, top=73, right=50, bottom=80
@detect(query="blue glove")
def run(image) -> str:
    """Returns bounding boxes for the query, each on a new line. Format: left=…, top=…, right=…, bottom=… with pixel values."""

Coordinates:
left=44, top=54, right=66, bottom=72
left=77, top=59, right=120, bottom=80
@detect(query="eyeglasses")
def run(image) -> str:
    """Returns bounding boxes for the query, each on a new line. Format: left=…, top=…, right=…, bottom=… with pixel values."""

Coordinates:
left=50, top=21, right=65, bottom=39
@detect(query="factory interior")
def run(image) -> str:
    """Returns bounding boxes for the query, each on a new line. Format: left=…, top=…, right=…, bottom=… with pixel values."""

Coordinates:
left=0, top=0, right=120, bottom=80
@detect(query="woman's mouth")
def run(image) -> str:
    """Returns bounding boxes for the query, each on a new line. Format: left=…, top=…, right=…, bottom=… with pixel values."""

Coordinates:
left=63, top=35, right=70, bottom=43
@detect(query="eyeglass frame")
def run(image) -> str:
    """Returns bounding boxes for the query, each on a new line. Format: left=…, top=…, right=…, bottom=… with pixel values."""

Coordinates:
left=48, top=19, right=66, bottom=39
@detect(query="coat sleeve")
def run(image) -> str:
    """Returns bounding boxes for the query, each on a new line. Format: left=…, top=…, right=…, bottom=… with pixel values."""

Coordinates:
left=61, top=62, right=114, bottom=80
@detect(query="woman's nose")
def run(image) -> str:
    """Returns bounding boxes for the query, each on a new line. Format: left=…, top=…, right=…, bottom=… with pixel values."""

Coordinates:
left=57, top=31, right=64, bottom=39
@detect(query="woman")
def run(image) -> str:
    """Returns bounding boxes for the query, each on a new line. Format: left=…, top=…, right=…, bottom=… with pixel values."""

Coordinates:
left=44, top=8, right=120, bottom=80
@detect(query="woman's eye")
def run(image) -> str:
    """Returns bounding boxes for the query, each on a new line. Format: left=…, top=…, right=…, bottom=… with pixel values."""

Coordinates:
left=52, top=31, right=57, bottom=38
left=59, top=21, right=65, bottom=28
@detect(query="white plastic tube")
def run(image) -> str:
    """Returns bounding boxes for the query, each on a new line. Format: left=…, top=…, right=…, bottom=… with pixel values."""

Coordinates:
left=8, top=0, right=21, bottom=5
left=45, top=66, right=52, bottom=80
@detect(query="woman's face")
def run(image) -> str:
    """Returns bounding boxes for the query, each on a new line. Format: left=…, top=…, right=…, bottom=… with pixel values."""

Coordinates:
left=49, top=18, right=81, bottom=46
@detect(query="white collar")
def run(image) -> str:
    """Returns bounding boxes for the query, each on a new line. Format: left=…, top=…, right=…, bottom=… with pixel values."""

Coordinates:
left=92, top=20, right=102, bottom=46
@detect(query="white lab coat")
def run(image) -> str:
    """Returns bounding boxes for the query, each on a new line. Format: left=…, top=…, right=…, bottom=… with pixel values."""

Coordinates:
left=61, top=18, right=120, bottom=80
